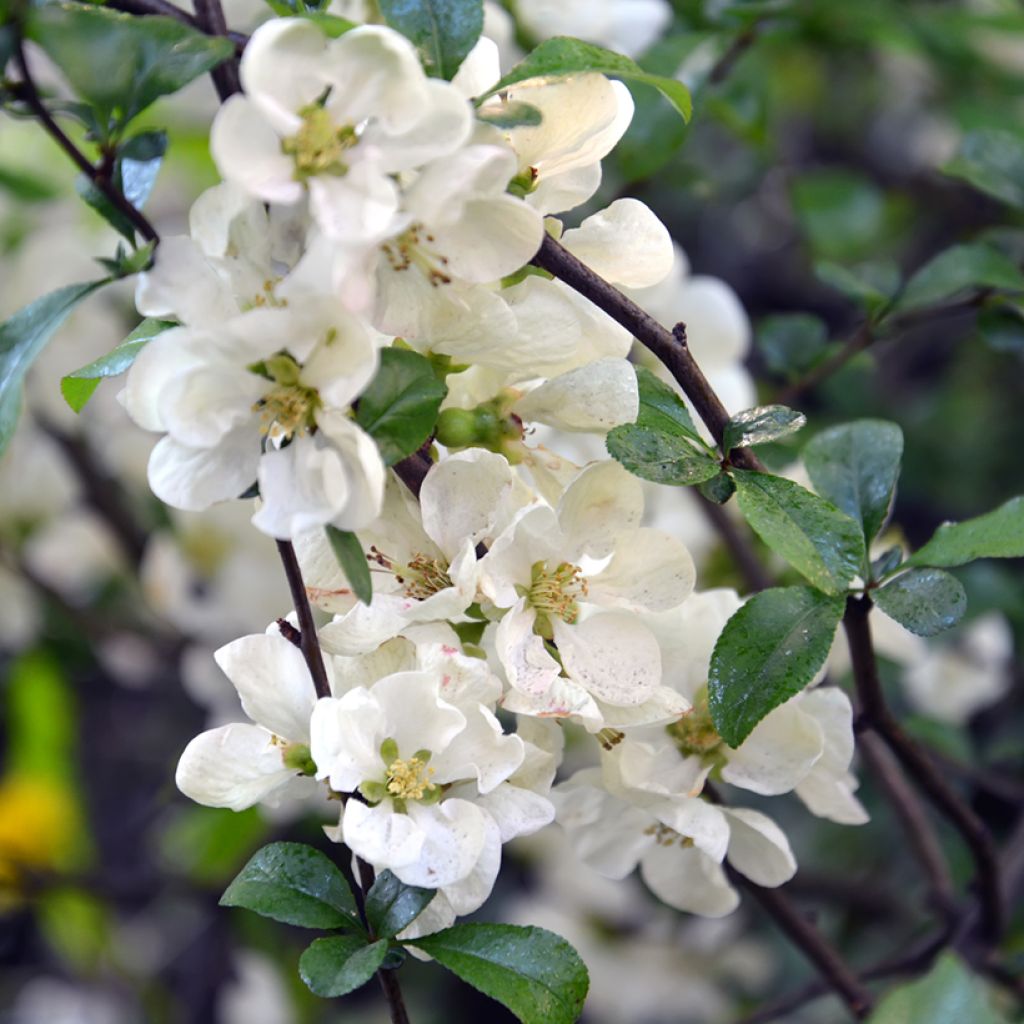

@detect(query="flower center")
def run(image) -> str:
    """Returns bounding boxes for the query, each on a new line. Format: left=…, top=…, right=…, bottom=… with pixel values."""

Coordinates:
left=282, top=104, right=358, bottom=180
left=642, top=822, right=696, bottom=848
left=381, top=224, right=452, bottom=287
left=526, top=560, right=587, bottom=638
left=359, top=738, right=442, bottom=813
left=369, top=547, right=453, bottom=600
left=250, top=353, right=320, bottom=440
left=665, top=689, right=724, bottom=760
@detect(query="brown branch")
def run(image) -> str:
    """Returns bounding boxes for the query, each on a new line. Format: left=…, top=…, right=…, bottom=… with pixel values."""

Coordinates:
left=355, top=858, right=412, bottom=1024
left=13, top=39, right=159, bottom=245
left=707, top=25, right=759, bottom=86
left=192, top=0, right=242, bottom=99
left=844, top=595, right=1004, bottom=941
left=105, top=0, right=248, bottom=52
left=274, top=539, right=331, bottom=700
left=696, top=495, right=773, bottom=592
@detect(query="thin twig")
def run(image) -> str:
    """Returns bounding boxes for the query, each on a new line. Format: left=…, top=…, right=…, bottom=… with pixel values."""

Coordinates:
left=105, top=0, right=249, bottom=51
left=193, top=0, right=242, bottom=99
left=707, top=26, right=759, bottom=85
left=844, top=596, right=1005, bottom=941
left=13, top=39, right=159, bottom=245
left=274, top=539, right=331, bottom=700
left=696, top=496, right=773, bottom=592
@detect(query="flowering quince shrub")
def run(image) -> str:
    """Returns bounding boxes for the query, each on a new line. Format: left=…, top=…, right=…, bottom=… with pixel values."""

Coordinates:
left=2, top=1, right=1024, bottom=1022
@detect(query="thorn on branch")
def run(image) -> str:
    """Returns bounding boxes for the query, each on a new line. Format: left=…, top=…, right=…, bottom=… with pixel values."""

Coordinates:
left=275, top=617, right=302, bottom=649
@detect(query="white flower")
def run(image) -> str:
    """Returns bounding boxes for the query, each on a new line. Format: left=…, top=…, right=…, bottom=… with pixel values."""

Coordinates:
left=514, top=0, right=672, bottom=58
left=124, top=301, right=384, bottom=539
left=311, top=668, right=553, bottom=900
left=211, top=20, right=472, bottom=243
left=175, top=629, right=329, bottom=811
left=480, top=461, right=695, bottom=725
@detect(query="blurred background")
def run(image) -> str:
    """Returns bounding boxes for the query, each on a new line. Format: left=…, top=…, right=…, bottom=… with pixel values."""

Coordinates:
left=0, top=0, right=1022, bottom=1021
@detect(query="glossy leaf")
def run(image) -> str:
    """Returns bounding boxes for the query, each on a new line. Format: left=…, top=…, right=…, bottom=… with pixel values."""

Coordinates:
left=607, top=425, right=721, bottom=485
left=732, top=470, right=864, bottom=596
left=723, top=404, right=806, bottom=451
left=871, top=546, right=903, bottom=579
left=632, top=365, right=703, bottom=442
left=698, top=471, right=737, bottom=505
left=61, top=317, right=174, bottom=413
left=1, top=280, right=108, bottom=454
left=481, top=37, right=692, bottom=122
left=355, top=347, right=447, bottom=466
left=907, top=496, right=1024, bottom=568
left=896, top=243, right=1024, bottom=312
left=709, top=586, right=846, bottom=746
left=409, top=923, right=589, bottom=1024
left=942, top=128, right=1024, bottom=210
left=365, top=869, right=435, bottom=939
left=868, top=953, right=1007, bottom=1024
left=757, top=313, right=828, bottom=378
left=300, top=936, right=388, bottom=998
left=220, top=842, right=362, bottom=931
left=378, top=0, right=484, bottom=80
left=803, top=419, right=904, bottom=542
left=325, top=526, right=373, bottom=606
left=873, top=569, right=967, bottom=637
left=27, top=3, right=234, bottom=129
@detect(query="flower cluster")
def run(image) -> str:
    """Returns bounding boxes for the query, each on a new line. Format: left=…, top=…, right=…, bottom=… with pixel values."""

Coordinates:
left=148, top=13, right=870, bottom=934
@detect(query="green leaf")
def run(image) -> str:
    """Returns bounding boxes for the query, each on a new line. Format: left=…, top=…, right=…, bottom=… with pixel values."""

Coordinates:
left=409, top=923, right=589, bottom=1024
left=378, top=0, right=484, bottom=80
left=27, top=3, right=234, bottom=129
left=873, top=569, right=967, bottom=637
left=896, top=243, right=1024, bottom=313
left=871, top=546, right=903, bottom=579
left=481, top=37, right=692, bottom=122
left=299, top=936, right=388, bottom=998
left=476, top=102, right=542, bottom=128
left=355, top=347, right=447, bottom=466
left=723, top=405, right=806, bottom=451
left=815, top=260, right=900, bottom=315
left=790, top=170, right=886, bottom=261
left=1, top=280, right=108, bottom=454
left=365, top=869, right=435, bottom=939
left=698, top=471, right=737, bottom=505
left=907, top=496, right=1024, bottom=568
left=803, top=419, right=904, bottom=543
left=325, top=526, right=373, bottom=605
left=633, top=365, right=703, bottom=442
left=302, top=11, right=358, bottom=36
left=220, top=842, right=362, bottom=931
left=61, top=317, right=174, bottom=413
left=732, top=470, right=864, bottom=595
left=756, top=313, right=828, bottom=379
left=942, top=128, right=1024, bottom=211
left=708, top=586, right=846, bottom=746
left=868, top=953, right=1007, bottom=1024
left=607, top=425, right=721, bottom=485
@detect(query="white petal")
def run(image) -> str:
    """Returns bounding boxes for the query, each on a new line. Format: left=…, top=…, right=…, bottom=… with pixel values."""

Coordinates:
left=515, top=358, right=639, bottom=432
left=721, top=700, right=824, bottom=796
left=308, top=166, right=401, bottom=244
left=371, top=670, right=467, bottom=757
left=587, top=528, right=696, bottom=612
left=641, top=842, right=738, bottom=917
left=562, top=199, right=673, bottom=288
left=241, top=18, right=328, bottom=129
left=316, top=412, right=386, bottom=531
left=148, top=431, right=258, bottom=511
left=476, top=784, right=555, bottom=842
left=135, top=235, right=239, bottom=326
left=431, top=704, right=524, bottom=794
left=397, top=799, right=489, bottom=888
left=175, top=724, right=293, bottom=811
left=723, top=807, right=797, bottom=887
left=343, top=798, right=424, bottom=871
left=495, top=598, right=562, bottom=697
left=557, top=460, right=644, bottom=560
left=214, top=632, right=321, bottom=741
left=310, top=688, right=387, bottom=792
left=436, top=814, right=502, bottom=915
left=123, top=327, right=205, bottom=432
left=554, top=612, right=661, bottom=707
left=654, top=797, right=730, bottom=861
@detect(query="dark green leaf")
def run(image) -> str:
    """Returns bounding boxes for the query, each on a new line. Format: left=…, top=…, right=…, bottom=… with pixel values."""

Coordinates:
left=907, top=496, right=1024, bottom=568
left=803, top=419, right=904, bottom=543
left=378, top=0, right=484, bottom=80
left=815, top=260, right=900, bottom=315
left=365, top=870, right=435, bottom=939
left=0, top=280, right=108, bottom=454
left=871, top=546, right=903, bottom=579
left=868, top=953, right=1007, bottom=1024
left=632, top=365, right=704, bottom=442
left=942, top=129, right=1024, bottom=210
left=723, top=405, right=806, bottom=451
left=220, top=842, right=362, bottom=931
left=698, top=471, right=736, bottom=504
left=790, top=170, right=886, bottom=261
left=977, top=303, right=1024, bottom=355
left=481, top=37, right=692, bottom=122
left=299, top=936, right=388, bottom=998
left=708, top=586, right=846, bottom=746
left=61, top=317, right=174, bottom=413
left=607, top=425, right=721, bottom=485
left=757, top=313, right=828, bottom=378
left=302, top=12, right=359, bottom=36
left=476, top=102, right=542, bottom=128
left=27, top=3, right=234, bottom=128
left=355, top=347, right=447, bottom=466
left=119, top=130, right=167, bottom=209
left=896, top=243, right=1024, bottom=312
left=873, top=569, right=967, bottom=637
left=732, top=470, right=864, bottom=595
left=75, top=174, right=138, bottom=241
left=325, top=526, right=373, bottom=605
left=409, top=923, right=589, bottom=1024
